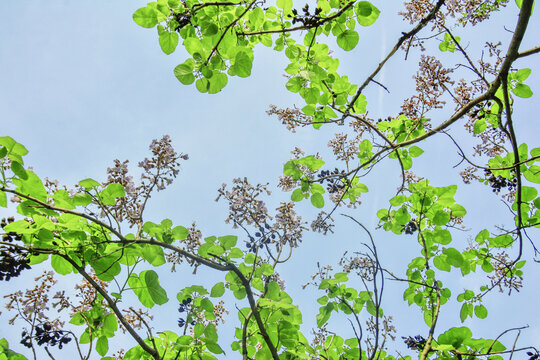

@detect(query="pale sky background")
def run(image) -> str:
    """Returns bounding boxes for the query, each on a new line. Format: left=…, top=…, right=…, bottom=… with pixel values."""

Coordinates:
left=1, top=0, right=539, bottom=358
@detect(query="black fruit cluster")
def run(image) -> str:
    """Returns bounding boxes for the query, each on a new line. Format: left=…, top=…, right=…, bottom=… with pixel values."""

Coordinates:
left=1, top=217, right=22, bottom=242
left=177, top=298, right=196, bottom=327
left=402, top=335, right=426, bottom=350
left=21, top=323, right=72, bottom=349
left=246, top=223, right=274, bottom=253
left=1, top=217, right=31, bottom=281
left=484, top=169, right=517, bottom=193
left=172, top=11, right=191, bottom=32
left=401, top=221, right=418, bottom=235
left=527, top=352, right=539, bottom=360
left=289, top=4, right=322, bottom=27
left=317, top=168, right=347, bottom=194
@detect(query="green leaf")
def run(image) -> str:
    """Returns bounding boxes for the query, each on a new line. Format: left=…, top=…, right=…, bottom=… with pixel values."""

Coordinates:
left=96, top=336, right=109, bottom=356
left=433, top=210, right=450, bottom=226
left=336, top=30, right=359, bottom=51
left=474, top=304, right=488, bottom=319
left=524, top=165, right=540, bottom=183
left=355, top=1, right=380, bottom=26
left=174, top=63, right=195, bottom=85
left=433, top=229, right=452, bottom=245
left=299, top=155, right=325, bottom=171
left=11, top=161, right=27, bottom=180
left=79, top=178, right=100, bottom=189
left=521, top=186, right=538, bottom=202
left=208, top=72, right=228, bottom=94
left=231, top=51, right=252, bottom=78
left=310, top=193, right=324, bottom=208
left=433, top=255, right=451, bottom=272
left=408, top=146, right=424, bottom=158
left=144, top=270, right=169, bottom=305
left=210, top=282, right=225, bottom=297
left=133, top=7, right=158, bottom=28
left=204, top=323, right=218, bottom=343
left=512, top=83, right=533, bottom=98
left=101, top=183, right=125, bottom=205
left=444, top=248, right=464, bottom=267
left=159, top=31, right=179, bottom=55
left=172, top=226, right=189, bottom=240
left=515, top=68, right=531, bottom=81
left=438, top=327, right=472, bottom=347
left=286, top=77, right=305, bottom=93
left=201, top=22, right=219, bottom=36
left=72, top=192, right=92, bottom=206
left=51, top=255, right=73, bottom=275
left=196, top=78, right=210, bottom=93
left=102, top=313, right=118, bottom=337
left=474, top=118, right=487, bottom=134
left=206, top=342, right=224, bottom=354
left=0, top=190, right=6, bottom=207
left=389, top=194, right=407, bottom=206
left=276, top=0, right=293, bottom=13
left=142, top=244, right=166, bottom=266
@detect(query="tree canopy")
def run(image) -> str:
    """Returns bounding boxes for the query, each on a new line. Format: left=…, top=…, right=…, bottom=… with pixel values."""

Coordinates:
left=1, top=0, right=539, bottom=359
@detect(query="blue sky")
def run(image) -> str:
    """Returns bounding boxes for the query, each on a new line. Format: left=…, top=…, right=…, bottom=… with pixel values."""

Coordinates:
left=1, top=0, right=539, bottom=358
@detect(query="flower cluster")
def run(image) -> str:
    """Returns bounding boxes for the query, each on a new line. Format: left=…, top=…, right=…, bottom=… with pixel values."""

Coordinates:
left=488, top=251, right=523, bottom=294
left=328, top=133, right=362, bottom=164
left=216, top=177, right=271, bottom=229
left=310, top=211, right=335, bottom=235
left=20, top=323, right=72, bottom=349
left=465, top=101, right=508, bottom=158
left=166, top=223, right=203, bottom=271
left=402, top=55, right=454, bottom=120
left=400, top=0, right=508, bottom=30
left=120, top=308, right=154, bottom=333
left=368, top=316, right=396, bottom=352
left=339, top=252, right=376, bottom=280
left=274, top=202, right=307, bottom=248
left=4, top=271, right=70, bottom=343
left=99, top=135, right=188, bottom=226
left=266, top=105, right=313, bottom=133
left=302, top=263, right=334, bottom=289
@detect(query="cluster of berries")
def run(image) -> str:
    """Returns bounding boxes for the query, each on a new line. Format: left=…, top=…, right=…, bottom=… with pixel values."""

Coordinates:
left=1, top=217, right=22, bottom=242
left=171, top=10, right=192, bottom=32
left=402, top=335, right=426, bottom=350
left=1, top=217, right=31, bottom=281
left=527, top=352, right=539, bottom=360
left=376, top=116, right=394, bottom=123
left=21, top=323, right=72, bottom=349
left=289, top=4, right=323, bottom=27
left=177, top=298, right=196, bottom=328
left=484, top=169, right=517, bottom=193
left=246, top=223, right=275, bottom=253
left=401, top=221, right=418, bottom=235
left=317, top=168, right=347, bottom=194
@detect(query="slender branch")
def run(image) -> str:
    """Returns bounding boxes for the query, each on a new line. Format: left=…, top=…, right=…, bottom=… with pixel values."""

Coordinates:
left=207, top=0, right=257, bottom=63
left=346, top=0, right=446, bottom=114
left=517, top=45, right=540, bottom=58
left=65, top=258, right=161, bottom=360
left=239, top=2, right=354, bottom=36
